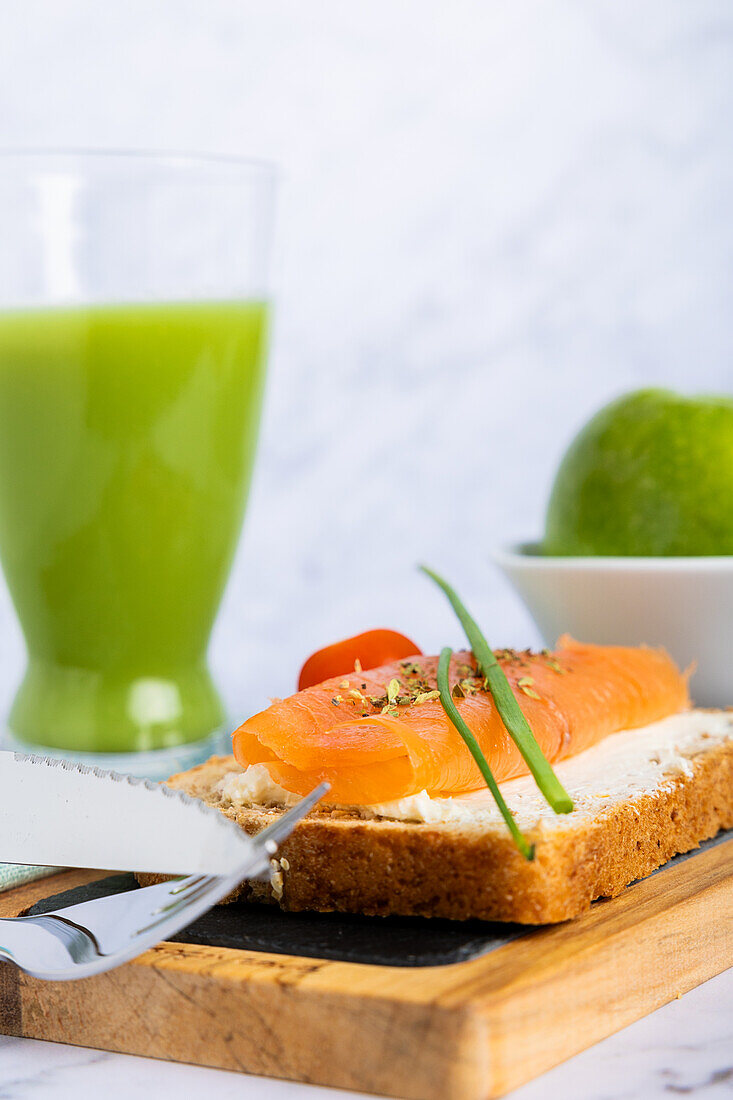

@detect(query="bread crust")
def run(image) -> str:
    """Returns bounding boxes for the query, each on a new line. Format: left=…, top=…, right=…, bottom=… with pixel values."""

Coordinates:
left=136, top=740, right=733, bottom=924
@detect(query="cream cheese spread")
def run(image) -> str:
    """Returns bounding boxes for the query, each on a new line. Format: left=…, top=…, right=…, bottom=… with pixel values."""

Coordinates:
left=216, top=709, right=733, bottom=832
left=218, top=762, right=299, bottom=808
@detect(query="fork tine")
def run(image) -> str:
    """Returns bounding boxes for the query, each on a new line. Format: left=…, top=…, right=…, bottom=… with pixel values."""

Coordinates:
left=168, top=875, right=207, bottom=895
left=142, top=782, right=331, bottom=915
left=148, top=877, right=218, bottom=916
left=254, top=781, right=330, bottom=854
left=134, top=877, right=220, bottom=934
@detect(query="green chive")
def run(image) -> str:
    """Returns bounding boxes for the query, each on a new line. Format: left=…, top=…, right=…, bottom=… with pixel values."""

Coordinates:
left=437, top=648, right=534, bottom=860
left=420, top=565, right=573, bottom=815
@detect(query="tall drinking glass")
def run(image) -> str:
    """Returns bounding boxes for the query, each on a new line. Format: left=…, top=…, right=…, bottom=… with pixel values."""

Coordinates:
left=0, top=151, right=275, bottom=776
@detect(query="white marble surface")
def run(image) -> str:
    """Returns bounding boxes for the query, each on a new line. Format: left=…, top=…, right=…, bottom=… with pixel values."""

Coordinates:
left=0, top=2, right=732, bottom=1096
left=1, top=969, right=732, bottom=1099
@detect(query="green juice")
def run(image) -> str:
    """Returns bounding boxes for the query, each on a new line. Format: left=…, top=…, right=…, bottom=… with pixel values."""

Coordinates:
left=0, top=300, right=268, bottom=752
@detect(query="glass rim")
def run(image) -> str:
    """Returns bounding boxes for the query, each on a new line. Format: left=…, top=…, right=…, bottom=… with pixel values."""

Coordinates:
left=0, top=147, right=279, bottom=180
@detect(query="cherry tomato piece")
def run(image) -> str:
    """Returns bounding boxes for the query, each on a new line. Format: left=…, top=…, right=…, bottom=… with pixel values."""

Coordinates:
left=298, top=629, right=422, bottom=690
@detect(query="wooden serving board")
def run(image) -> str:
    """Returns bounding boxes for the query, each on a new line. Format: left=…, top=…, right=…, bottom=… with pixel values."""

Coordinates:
left=1, top=838, right=732, bottom=1100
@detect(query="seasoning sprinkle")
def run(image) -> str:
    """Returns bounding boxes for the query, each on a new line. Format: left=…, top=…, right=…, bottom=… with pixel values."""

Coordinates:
left=413, top=689, right=440, bottom=705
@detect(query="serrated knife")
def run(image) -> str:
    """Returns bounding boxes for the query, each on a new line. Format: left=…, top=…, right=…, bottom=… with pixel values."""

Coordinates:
left=0, top=751, right=326, bottom=876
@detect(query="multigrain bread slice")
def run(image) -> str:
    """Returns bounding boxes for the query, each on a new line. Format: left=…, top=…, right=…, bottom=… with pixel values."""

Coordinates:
left=137, top=711, right=733, bottom=924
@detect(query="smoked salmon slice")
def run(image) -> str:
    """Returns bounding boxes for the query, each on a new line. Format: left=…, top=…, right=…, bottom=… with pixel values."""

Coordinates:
left=232, top=637, right=689, bottom=805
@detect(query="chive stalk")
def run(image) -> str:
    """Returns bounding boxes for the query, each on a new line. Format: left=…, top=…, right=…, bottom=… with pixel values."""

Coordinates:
left=437, top=647, right=534, bottom=860
left=421, top=565, right=573, bottom=815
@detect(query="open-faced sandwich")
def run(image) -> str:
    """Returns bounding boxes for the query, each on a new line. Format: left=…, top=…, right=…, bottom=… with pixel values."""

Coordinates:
left=138, top=569, right=733, bottom=924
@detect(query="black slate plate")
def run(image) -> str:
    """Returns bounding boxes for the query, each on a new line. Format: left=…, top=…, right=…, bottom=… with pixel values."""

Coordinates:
left=25, top=830, right=732, bottom=968
left=26, top=874, right=533, bottom=967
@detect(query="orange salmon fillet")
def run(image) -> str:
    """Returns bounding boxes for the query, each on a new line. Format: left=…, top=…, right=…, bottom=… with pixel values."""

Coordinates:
left=232, top=637, right=689, bottom=805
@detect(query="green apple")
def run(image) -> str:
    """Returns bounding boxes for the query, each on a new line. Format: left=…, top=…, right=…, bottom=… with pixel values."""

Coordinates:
left=543, top=388, right=733, bottom=556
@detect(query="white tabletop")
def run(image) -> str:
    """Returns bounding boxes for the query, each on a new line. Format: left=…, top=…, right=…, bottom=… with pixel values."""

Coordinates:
left=2, top=966, right=731, bottom=1100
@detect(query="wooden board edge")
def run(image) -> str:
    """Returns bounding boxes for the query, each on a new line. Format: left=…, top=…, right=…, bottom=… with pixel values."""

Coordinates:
left=1, top=845, right=732, bottom=1100
left=14, top=965, right=485, bottom=1099
left=0, top=962, right=21, bottom=1037
left=475, top=870, right=733, bottom=1096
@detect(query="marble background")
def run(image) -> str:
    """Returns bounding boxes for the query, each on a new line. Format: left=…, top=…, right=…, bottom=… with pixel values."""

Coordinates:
left=0, top=0, right=731, bottom=718
left=0, top=4, right=731, bottom=1096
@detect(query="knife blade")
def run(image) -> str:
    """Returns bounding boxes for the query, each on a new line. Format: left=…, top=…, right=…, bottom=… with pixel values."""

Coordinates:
left=0, top=751, right=321, bottom=876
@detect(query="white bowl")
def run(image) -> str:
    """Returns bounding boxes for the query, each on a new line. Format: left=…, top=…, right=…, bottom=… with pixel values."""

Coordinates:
left=493, top=542, right=733, bottom=708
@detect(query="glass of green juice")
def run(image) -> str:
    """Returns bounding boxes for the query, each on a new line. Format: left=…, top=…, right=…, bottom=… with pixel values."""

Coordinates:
left=0, top=151, right=275, bottom=776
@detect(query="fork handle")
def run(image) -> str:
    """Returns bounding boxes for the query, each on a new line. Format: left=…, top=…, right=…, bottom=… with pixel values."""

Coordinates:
left=0, top=916, right=45, bottom=969
left=0, top=917, right=28, bottom=967
left=0, top=914, right=101, bottom=973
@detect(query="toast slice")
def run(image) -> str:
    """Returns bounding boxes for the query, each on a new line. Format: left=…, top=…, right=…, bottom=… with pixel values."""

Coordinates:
left=138, top=710, right=733, bottom=923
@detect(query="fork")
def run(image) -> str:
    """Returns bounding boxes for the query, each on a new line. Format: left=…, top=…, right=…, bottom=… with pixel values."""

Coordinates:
left=0, top=783, right=327, bottom=981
